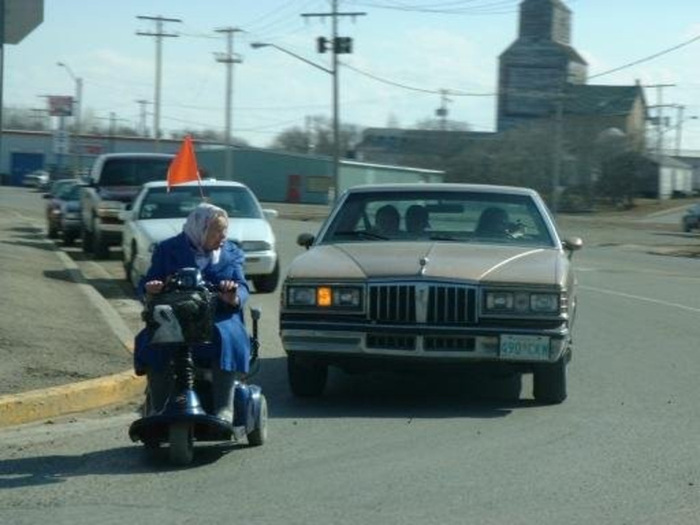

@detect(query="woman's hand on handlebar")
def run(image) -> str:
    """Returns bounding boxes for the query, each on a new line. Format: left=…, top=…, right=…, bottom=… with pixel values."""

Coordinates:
left=218, top=280, right=240, bottom=307
left=145, top=280, right=164, bottom=296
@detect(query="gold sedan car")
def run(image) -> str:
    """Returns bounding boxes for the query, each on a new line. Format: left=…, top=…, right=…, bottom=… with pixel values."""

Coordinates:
left=280, top=183, right=583, bottom=404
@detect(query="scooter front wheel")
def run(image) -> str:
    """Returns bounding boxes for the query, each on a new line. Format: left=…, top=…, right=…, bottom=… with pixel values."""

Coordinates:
left=169, top=423, right=194, bottom=466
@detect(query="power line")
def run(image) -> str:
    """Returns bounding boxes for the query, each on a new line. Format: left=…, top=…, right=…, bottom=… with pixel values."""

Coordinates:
left=589, top=33, right=700, bottom=80
left=342, top=62, right=495, bottom=96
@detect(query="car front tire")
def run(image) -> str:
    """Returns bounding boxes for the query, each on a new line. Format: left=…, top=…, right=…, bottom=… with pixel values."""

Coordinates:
left=81, top=225, right=94, bottom=254
left=288, top=354, right=327, bottom=398
left=533, top=356, right=567, bottom=404
left=92, top=225, right=110, bottom=259
left=253, top=260, right=280, bottom=294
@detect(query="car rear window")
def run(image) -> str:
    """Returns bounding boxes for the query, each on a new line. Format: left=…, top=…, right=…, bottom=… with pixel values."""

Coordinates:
left=100, top=158, right=171, bottom=186
left=138, top=186, right=262, bottom=220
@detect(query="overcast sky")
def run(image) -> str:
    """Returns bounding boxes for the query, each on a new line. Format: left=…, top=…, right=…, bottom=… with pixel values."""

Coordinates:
left=5, top=0, right=700, bottom=152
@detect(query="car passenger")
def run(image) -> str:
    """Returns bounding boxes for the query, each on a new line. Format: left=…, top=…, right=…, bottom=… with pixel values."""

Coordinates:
left=374, top=204, right=400, bottom=237
left=405, top=205, right=430, bottom=236
left=475, top=206, right=511, bottom=238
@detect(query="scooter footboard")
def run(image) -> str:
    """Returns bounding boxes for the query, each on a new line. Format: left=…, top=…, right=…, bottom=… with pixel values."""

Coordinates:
left=129, top=413, right=234, bottom=444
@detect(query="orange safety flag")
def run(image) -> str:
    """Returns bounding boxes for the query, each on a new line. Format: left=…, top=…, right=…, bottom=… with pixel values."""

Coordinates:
left=167, top=135, right=201, bottom=191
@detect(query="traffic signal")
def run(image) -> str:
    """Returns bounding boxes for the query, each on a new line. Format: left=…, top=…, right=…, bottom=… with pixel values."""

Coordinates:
left=334, top=37, right=353, bottom=54
left=317, top=36, right=329, bottom=53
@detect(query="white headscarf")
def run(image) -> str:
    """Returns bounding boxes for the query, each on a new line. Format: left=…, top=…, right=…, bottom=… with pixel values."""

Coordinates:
left=182, top=203, right=228, bottom=269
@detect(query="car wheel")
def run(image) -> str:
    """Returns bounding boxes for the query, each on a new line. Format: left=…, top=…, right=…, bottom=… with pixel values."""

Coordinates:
left=288, top=354, right=327, bottom=398
left=126, top=247, right=138, bottom=288
left=92, top=226, right=110, bottom=259
left=63, top=232, right=76, bottom=246
left=533, top=356, right=567, bottom=404
left=253, top=260, right=280, bottom=294
left=81, top=225, right=94, bottom=254
left=47, top=224, right=59, bottom=239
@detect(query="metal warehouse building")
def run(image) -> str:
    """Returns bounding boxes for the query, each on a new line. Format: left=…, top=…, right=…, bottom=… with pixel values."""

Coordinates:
left=1, top=130, right=444, bottom=204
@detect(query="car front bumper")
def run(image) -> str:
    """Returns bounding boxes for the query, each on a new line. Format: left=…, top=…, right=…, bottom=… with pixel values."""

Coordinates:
left=280, top=323, right=571, bottom=365
left=243, top=250, right=277, bottom=277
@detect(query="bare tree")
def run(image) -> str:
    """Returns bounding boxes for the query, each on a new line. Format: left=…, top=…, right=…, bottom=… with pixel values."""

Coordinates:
left=270, top=115, right=362, bottom=157
left=447, top=122, right=554, bottom=198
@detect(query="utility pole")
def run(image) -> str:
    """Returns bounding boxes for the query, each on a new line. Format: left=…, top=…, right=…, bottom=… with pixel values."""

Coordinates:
left=644, top=83, right=675, bottom=156
left=436, top=89, right=452, bottom=131
left=135, top=99, right=150, bottom=136
left=215, top=27, right=243, bottom=180
left=675, top=104, right=684, bottom=157
left=551, top=89, right=565, bottom=215
left=302, top=2, right=365, bottom=201
left=136, top=15, right=181, bottom=151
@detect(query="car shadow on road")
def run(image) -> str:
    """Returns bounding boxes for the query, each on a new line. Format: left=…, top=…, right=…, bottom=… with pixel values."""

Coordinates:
left=254, top=356, right=536, bottom=422
left=1, top=238, right=60, bottom=252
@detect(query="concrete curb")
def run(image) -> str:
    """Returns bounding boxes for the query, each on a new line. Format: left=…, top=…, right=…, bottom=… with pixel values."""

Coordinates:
left=0, top=371, right=144, bottom=428
left=0, top=219, right=140, bottom=428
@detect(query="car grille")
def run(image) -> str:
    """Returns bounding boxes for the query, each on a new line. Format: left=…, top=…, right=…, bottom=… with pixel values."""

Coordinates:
left=369, top=283, right=477, bottom=325
left=366, top=334, right=416, bottom=351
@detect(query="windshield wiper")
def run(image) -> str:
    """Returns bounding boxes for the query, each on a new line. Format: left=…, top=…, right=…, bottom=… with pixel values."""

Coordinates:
left=333, top=230, right=389, bottom=241
left=428, top=234, right=460, bottom=242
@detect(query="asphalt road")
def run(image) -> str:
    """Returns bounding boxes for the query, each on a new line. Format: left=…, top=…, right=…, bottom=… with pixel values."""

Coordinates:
left=2, top=186, right=700, bottom=524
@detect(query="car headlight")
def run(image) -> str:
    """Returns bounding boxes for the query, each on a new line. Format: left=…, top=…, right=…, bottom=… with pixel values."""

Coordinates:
left=483, top=290, right=561, bottom=315
left=286, top=285, right=363, bottom=310
left=240, top=240, right=272, bottom=252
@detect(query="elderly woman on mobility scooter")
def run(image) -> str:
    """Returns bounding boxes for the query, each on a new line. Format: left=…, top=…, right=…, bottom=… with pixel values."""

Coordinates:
left=133, top=202, right=250, bottom=423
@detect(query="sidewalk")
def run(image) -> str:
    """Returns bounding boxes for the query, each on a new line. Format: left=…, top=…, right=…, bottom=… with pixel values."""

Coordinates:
left=0, top=204, right=143, bottom=427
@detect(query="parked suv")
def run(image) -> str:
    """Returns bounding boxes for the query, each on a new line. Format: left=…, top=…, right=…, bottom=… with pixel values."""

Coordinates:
left=80, top=153, right=173, bottom=258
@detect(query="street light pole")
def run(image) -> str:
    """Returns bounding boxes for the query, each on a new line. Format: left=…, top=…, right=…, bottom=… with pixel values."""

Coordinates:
left=331, top=2, right=340, bottom=203
left=57, top=61, right=82, bottom=176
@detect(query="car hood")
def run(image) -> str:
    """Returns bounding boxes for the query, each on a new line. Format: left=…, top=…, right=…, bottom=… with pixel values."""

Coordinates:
left=137, top=218, right=275, bottom=246
left=287, top=241, right=567, bottom=286
left=61, top=200, right=81, bottom=212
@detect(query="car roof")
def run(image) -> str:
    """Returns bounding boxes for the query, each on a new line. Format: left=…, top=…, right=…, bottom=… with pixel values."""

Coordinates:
left=141, top=179, right=249, bottom=189
left=344, top=182, right=541, bottom=197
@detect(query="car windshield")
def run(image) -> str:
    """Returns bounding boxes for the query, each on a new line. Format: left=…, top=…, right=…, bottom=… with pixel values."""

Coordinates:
left=137, top=186, right=263, bottom=220
left=321, top=190, right=555, bottom=247
left=57, top=183, right=81, bottom=200
left=49, top=180, right=75, bottom=196
left=99, top=158, right=171, bottom=186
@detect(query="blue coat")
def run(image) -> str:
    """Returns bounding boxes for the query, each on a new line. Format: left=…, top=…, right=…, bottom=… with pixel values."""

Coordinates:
left=134, top=232, right=251, bottom=374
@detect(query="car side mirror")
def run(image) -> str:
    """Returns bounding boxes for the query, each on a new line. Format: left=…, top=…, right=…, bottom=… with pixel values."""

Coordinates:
left=263, top=209, right=279, bottom=221
left=297, top=233, right=315, bottom=249
left=562, top=237, right=583, bottom=258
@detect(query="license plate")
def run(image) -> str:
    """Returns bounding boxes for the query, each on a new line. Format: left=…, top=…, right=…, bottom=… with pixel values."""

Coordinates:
left=499, top=334, right=550, bottom=361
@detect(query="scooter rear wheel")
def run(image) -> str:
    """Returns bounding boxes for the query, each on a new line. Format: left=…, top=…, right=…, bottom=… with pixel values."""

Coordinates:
left=169, top=423, right=194, bottom=466
left=247, top=394, right=268, bottom=447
